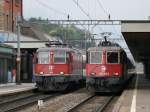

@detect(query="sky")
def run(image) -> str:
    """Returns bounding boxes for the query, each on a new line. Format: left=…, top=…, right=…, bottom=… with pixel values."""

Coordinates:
left=24, top=0, right=149, bottom=42
left=23, top=0, right=135, bottom=47
left=23, top=0, right=150, bottom=20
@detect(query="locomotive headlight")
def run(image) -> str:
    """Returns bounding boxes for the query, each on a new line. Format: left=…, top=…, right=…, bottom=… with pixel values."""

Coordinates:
left=60, top=72, right=64, bottom=75
left=114, top=73, right=119, bottom=76
left=40, top=72, right=44, bottom=75
left=101, top=66, right=107, bottom=72
left=91, top=72, right=96, bottom=76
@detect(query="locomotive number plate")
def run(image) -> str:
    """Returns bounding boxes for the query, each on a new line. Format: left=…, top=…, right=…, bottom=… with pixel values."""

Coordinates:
left=98, top=72, right=109, bottom=76
left=49, top=65, right=55, bottom=73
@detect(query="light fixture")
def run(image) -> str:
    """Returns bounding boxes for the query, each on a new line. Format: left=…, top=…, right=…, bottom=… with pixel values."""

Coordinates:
left=60, top=72, right=64, bottom=75
left=91, top=72, right=96, bottom=76
left=40, top=72, right=44, bottom=75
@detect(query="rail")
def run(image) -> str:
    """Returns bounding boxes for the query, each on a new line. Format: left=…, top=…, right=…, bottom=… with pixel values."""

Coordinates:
left=0, top=92, right=60, bottom=112
left=67, top=95, right=114, bottom=112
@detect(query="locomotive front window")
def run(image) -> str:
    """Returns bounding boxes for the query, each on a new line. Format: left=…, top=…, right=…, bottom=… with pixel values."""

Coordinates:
left=38, top=52, right=50, bottom=64
left=54, top=50, right=66, bottom=64
left=90, top=51, right=102, bottom=64
left=107, top=52, right=119, bottom=64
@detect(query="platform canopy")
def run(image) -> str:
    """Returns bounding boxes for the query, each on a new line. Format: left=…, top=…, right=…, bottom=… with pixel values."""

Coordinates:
left=121, top=20, right=150, bottom=61
left=121, top=20, right=150, bottom=75
left=0, top=32, right=60, bottom=49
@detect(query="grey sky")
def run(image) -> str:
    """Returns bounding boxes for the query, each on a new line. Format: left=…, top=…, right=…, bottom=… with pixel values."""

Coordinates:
left=23, top=0, right=150, bottom=20
left=24, top=0, right=139, bottom=59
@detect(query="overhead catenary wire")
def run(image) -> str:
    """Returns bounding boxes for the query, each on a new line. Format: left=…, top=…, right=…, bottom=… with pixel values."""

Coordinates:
left=35, top=0, right=88, bottom=30
left=33, top=0, right=117, bottom=47
left=96, top=0, right=116, bottom=34
left=72, top=0, right=108, bottom=47
left=71, top=0, right=132, bottom=58
left=34, top=0, right=102, bottom=32
left=34, top=0, right=91, bottom=47
left=96, top=0, right=109, bottom=16
left=72, top=0, right=92, bottom=20
left=35, top=0, right=68, bottom=17
left=95, top=0, right=124, bottom=43
left=29, top=0, right=88, bottom=35
left=72, top=0, right=104, bottom=33
left=96, top=0, right=122, bottom=38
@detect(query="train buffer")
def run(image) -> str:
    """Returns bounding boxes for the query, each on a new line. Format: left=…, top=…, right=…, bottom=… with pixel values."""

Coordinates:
left=112, top=74, right=150, bottom=112
left=0, top=83, right=36, bottom=96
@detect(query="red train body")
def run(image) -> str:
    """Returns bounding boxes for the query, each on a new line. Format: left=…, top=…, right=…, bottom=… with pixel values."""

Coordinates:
left=86, top=42, right=134, bottom=92
left=34, top=44, right=83, bottom=91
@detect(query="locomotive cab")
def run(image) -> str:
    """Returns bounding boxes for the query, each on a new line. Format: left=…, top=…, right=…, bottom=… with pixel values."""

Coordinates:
left=86, top=48, right=123, bottom=78
left=34, top=43, right=83, bottom=91
left=86, top=45, right=130, bottom=92
left=35, top=49, right=73, bottom=76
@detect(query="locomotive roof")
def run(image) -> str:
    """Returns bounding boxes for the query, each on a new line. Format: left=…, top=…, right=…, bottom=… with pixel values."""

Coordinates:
left=87, top=46, right=123, bottom=51
left=37, top=47, right=73, bottom=52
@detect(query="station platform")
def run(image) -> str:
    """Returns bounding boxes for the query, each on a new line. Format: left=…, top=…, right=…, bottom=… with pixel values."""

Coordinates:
left=0, top=83, right=36, bottom=96
left=113, top=74, right=150, bottom=112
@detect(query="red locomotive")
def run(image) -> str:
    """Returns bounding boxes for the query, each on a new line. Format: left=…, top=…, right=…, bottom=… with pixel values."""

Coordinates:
left=34, top=41, right=83, bottom=91
left=86, top=38, right=134, bottom=92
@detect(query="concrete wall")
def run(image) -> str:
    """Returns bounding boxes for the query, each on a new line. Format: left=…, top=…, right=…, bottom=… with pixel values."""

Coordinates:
left=122, top=22, right=150, bottom=32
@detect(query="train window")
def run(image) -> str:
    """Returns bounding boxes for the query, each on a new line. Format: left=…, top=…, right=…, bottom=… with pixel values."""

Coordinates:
left=107, top=52, right=119, bottom=64
left=90, top=51, right=102, bottom=64
left=54, top=50, right=66, bottom=64
left=38, top=52, right=50, bottom=64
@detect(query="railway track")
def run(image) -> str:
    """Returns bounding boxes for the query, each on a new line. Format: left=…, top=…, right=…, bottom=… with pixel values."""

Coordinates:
left=0, top=91, right=60, bottom=112
left=31, top=88, right=113, bottom=112
left=67, top=95, right=114, bottom=112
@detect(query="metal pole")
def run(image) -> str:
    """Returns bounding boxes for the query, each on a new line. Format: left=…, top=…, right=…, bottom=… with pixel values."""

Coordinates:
left=16, top=16, right=21, bottom=84
left=85, top=31, right=87, bottom=50
left=85, top=24, right=90, bottom=50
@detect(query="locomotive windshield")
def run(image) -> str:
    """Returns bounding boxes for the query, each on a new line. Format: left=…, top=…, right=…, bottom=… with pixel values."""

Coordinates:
left=89, top=51, right=102, bottom=64
left=107, top=52, right=119, bottom=64
left=38, top=52, right=50, bottom=64
left=54, top=50, right=66, bottom=64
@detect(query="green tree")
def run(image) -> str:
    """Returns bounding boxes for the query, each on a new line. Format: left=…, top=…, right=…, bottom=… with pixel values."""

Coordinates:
left=27, top=18, right=95, bottom=49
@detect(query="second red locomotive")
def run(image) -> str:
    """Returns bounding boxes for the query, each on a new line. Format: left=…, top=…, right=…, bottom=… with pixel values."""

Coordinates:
left=34, top=41, right=83, bottom=91
left=86, top=38, right=134, bottom=93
